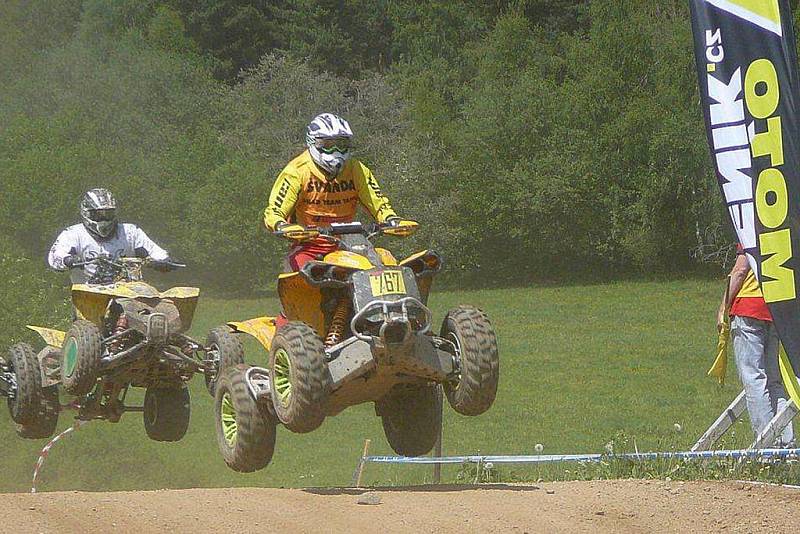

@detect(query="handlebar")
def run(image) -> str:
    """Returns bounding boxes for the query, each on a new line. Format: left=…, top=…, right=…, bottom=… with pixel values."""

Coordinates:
left=69, top=256, right=185, bottom=271
left=150, top=259, right=186, bottom=272
left=274, top=221, right=417, bottom=242
left=70, top=256, right=123, bottom=269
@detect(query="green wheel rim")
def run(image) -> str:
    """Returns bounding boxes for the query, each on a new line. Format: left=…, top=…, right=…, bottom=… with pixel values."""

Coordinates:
left=63, top=337, right=78, bottom=378
left=221, top=392, right=237, bottom=446
left=273, top=348, right=292, bottom=407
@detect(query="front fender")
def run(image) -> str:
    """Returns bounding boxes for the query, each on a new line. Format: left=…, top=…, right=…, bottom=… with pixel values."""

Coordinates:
left=227, top=317, right=277, bottom=352
left=26, top=326, right=66, bottom=348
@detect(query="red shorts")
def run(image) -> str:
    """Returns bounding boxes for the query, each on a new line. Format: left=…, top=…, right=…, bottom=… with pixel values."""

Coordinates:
left=284, top=239, right=338, bottom=271
left=276, top=240, right=338, bottom=328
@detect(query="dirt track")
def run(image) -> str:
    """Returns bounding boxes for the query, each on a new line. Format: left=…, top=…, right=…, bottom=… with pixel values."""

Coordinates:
left=3, top=480, right=799, bottom=533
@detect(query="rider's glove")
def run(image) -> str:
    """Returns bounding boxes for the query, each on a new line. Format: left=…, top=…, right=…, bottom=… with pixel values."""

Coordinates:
left=276, top=222, right=318, bottom=242
left=62, top=255, right=77, bottom=269
left=151, top=257, right=179, bottom=272
left=383, top=217, right=419, bottom=236
left=386, top=217, right=418, bottom=226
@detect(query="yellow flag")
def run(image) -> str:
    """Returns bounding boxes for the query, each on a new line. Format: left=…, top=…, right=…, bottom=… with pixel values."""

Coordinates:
left=707, top=316, right=730, bottom=384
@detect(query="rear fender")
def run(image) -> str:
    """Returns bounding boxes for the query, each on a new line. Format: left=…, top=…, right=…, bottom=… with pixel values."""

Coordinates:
left=161, top=287, right=200, bottom=329
left=26, top=326, right=66, bottom=348
left=278, top=272, right=326, bottom=337
left=71, top=288, right=112, bottom=327
left=228, top=317, right=277, bottom=352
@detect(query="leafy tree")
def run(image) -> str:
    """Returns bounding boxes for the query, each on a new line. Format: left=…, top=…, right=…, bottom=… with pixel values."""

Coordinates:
left=0, top=1, right=82, bottom=84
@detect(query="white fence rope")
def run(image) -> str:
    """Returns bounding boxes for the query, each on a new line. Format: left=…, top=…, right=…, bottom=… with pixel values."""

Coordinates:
left=31, top=420, right=91, bottom=494
left=363, top=447, right=800, bottom=466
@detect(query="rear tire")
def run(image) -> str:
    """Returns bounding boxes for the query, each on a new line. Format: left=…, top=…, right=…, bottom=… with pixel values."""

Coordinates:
left=7, top=343, right=59, bottom=439
left=205, top=326, right=245, bottom=396
left=215, top=364, right=276, bottom=472
left=269, top=322, right=330, bottom=433
left=378, top=383, right=442, bottom=456
left=441, top=306, right=499, bottom=416
left=61, top=320, right=102, bottom=396
left=143, top=386, right=190, bottom=442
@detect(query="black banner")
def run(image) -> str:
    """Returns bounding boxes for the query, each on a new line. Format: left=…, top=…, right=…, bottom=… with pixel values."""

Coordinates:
left=690, top=0, right=800, bottom=370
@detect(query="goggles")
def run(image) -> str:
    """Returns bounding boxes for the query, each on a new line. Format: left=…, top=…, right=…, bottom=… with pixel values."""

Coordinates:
left=90, top=208, right=116, bottom=222
left=314, top=137, right=352, bottom=154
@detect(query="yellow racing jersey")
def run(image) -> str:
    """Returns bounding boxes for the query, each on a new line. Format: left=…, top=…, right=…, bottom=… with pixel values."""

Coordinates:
left=737, top=270, right=762, bottom=298
left=264, top=150, right=396, bottom=230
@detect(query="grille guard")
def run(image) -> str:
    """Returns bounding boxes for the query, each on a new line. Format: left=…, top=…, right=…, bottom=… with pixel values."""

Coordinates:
left=350, top=296, right=432, bottom=342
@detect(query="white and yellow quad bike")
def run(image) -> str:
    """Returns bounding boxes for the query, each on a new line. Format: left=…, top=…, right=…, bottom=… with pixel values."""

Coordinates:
left=213, top=221, right=499, bottom=472
left=3, top=256, right=243, bottom=441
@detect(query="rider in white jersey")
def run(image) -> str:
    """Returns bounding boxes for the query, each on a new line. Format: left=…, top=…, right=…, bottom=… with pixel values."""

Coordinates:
left=48, top=189, right=170, bottom=284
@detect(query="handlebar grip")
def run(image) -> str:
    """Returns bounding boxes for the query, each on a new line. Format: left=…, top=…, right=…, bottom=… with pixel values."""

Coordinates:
left=381, top=219, right=419, bottom=237
left=274, top=228, right=321, bottom=241
left=150, top=259, right=186, bottom=271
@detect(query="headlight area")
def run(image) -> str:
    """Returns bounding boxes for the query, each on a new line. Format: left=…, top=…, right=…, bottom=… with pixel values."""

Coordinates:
left=350, top=297, right=433, bottom=343
left=300, top=261, right=353, bottom=287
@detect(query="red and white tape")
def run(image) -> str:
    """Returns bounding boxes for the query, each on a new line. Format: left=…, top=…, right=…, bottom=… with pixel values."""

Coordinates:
left=31, top=420, right=90, bottom=493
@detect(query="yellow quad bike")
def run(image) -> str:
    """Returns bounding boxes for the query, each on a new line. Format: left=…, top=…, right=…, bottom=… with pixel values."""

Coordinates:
left=3, top=256, right=243, bottom=441
left=214, top=221, right=499, bottom=472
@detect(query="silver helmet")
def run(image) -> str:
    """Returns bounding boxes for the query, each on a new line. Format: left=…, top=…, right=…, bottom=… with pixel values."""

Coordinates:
left=305, top=113, right=353, bottom=176
left=80, top=188, right=118, bottom=238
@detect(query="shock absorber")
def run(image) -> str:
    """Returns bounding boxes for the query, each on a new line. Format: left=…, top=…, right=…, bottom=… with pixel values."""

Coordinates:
left=325, top=299, right=351, bottom=347
left=109, top=314, right=128, bottom=353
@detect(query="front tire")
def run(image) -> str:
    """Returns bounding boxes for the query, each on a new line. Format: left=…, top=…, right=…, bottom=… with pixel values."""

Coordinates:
left=205, top=326, right=245, bottom=396
left=269, top=322, right=330, bottom=433
left=7, top=343, right=59, bottom=439
left=215, top=364, right=276, bottom=472
left=61, top=320, right=102, bottom=396
left=378, top=383, right=442, bottom=456
left=441, top=306, right=499, bottom=416
left=143, top=386, right=191, bottom=442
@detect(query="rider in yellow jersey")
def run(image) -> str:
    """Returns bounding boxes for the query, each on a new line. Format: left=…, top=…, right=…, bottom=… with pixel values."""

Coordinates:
left=264, top=113, right=415, bottom=327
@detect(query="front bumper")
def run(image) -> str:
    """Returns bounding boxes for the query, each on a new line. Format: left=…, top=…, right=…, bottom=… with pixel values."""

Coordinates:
left=350, top=296, right=432, bottom=345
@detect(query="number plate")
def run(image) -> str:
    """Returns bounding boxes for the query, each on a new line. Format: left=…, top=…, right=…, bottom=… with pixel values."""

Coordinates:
left=369, top=270, right=406, bottom=296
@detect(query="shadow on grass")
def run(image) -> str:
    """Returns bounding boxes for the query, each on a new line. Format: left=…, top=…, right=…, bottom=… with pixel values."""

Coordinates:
left=302, top=483, right=543, bottom=495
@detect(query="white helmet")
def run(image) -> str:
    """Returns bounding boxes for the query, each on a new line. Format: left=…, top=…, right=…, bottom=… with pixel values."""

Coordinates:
left=306, top=113, right=353, bottom=176
left=80, top=188, right=118, bottom=238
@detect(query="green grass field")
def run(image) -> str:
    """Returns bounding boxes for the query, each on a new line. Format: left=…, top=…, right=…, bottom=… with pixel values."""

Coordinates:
left=0, top=278, right=762, bottom=492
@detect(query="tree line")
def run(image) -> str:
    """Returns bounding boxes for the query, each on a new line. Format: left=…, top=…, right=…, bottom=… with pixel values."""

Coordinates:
left=4, top=0, right=795, bottom=339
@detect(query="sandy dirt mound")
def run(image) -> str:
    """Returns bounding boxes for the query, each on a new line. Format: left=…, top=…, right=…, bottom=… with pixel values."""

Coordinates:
left=2, top=480, right=799, bottom=533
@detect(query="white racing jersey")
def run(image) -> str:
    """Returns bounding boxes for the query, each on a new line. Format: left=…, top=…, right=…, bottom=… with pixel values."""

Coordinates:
left=48, top=223, right=169, bottom=284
